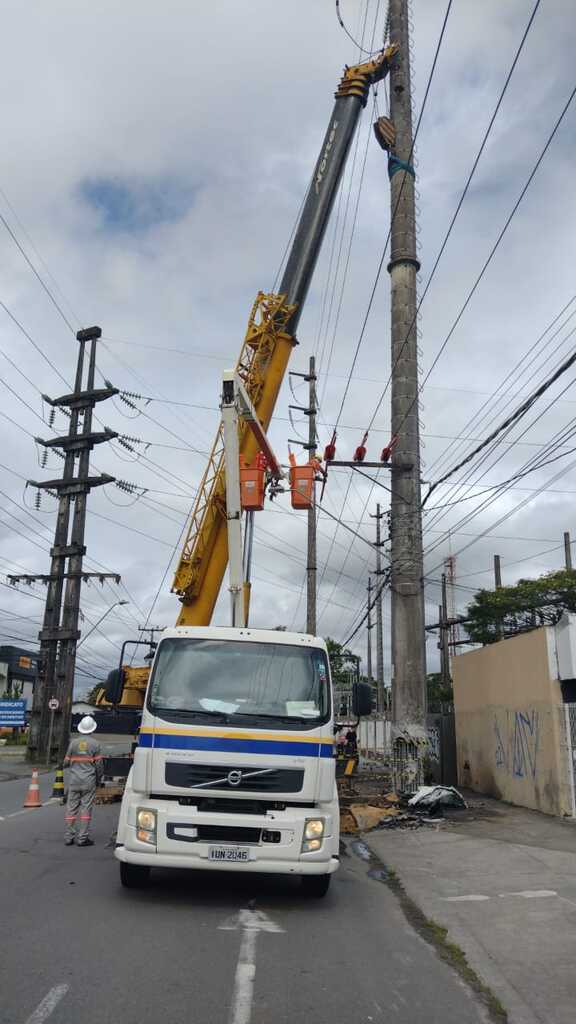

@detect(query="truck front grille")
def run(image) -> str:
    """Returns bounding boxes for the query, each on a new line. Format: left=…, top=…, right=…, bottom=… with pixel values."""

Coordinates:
left=197, top=825, right=261, bottom=844
left=165, top=762, right=304, bottom=793
left=166, top=823, right=262, bottom=845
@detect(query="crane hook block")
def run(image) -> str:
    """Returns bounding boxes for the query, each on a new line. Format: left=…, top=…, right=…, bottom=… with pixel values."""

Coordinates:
left=240, top=453, right=267, bottom=511
left=289, top=460, right=315, bottom=510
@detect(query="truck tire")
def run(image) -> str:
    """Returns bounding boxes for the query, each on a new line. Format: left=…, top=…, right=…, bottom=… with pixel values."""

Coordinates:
left=301, top=874, right=331, bottom=898
left=120, top=862, right=150, bottom=889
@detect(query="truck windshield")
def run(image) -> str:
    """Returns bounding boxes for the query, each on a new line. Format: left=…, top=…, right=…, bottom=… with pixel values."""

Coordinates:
left=148, top=638, right=330, bottom=725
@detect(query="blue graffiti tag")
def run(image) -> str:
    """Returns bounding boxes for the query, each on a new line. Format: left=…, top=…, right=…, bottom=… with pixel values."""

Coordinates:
left=512, top=710, right=540, bottom=778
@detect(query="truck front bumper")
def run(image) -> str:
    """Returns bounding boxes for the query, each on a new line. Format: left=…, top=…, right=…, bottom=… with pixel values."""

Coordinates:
left=115, top=796, right=339, bottom=876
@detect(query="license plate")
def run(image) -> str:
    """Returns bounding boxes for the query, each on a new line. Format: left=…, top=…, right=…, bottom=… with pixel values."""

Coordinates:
left=209, top=846, right=250, bottom=863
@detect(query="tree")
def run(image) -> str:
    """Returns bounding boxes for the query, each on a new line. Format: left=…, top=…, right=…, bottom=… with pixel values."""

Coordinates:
left=324, top=637, right=358, bottom=688
left=427, top=672, right=452, bottom=705
left=465, top=568, right=576, bottom=645
left=83, top=683, right=105, bottom=705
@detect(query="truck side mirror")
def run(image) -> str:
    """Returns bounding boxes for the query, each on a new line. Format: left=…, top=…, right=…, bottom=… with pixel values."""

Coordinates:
left=105, top=668, right=124, bottom=705
left=352, top=681, right=373, bottom=718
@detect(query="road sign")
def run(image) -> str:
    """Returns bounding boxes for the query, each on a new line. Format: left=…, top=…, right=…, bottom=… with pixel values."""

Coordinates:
left=48, top=698, right=59, bottom=711
left=0, top=699, right=27, bottom=727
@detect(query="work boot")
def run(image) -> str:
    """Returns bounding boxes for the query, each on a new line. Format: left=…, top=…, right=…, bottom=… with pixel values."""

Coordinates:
left=64, top=838, right=74, bottom=846
left=77, top=838, right=95, bottom=847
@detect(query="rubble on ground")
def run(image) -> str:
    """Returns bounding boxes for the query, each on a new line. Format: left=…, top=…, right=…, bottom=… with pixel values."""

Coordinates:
left=339, top=783, right=468, bottom=835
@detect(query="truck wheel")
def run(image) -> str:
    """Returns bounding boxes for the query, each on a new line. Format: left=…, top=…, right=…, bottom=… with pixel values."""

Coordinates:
left=120, top=862, right=150, bottom=889
left=302, top=874, right=331, bottom=898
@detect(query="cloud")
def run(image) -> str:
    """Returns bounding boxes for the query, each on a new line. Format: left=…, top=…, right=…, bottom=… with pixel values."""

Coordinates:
left=79, top=176, right=196, bottom=234
left=0, top=0, right=575, bottom=690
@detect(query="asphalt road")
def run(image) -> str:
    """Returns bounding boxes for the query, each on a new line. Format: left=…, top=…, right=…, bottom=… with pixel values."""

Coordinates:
left=0, top=771, right=56, bottom=816
left=0, top=799, right=490, bottom=1024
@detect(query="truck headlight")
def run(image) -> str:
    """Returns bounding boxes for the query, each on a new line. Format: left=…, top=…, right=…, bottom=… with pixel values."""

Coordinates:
left=301, top=818, right=325, bottom=853
left=136, top=808, right=157, bottom=845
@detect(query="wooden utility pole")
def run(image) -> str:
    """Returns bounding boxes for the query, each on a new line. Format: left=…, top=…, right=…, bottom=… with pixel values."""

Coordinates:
left=370, top=504, right=386, bottom=711
left=564, top=531, right=572, bottom=571
left=12, top=328, right=120, bottom=762
left=306, top=356, right=317, bottom=634
left=388, top=0, right=427, bottom=743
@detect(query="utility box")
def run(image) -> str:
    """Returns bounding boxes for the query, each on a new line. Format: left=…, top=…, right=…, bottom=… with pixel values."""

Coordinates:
left=240, top=453, right=266, bottom=511
left=290, top=462, right=315, bottom=509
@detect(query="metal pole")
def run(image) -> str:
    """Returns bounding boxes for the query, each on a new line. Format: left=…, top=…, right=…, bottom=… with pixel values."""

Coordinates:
left=76, top=601, right=128, bottom=649
left=56, top=337, right=97, bottom=761
left=564, top=532, right=573, bottom=571
left=370, top=504, right=385, bottom=711
left=221, top=377, right=244, bottom=627
left=306, top=356, right=317, bottom=634
left=388, top=0, right=426, bottom=743
left=367, top=577, right=373, bottom=687
left=45, top=708, right=55, bottom=768
left=440, top=577, right=450, bottom=686
left=494, top=555, right=502, bottom=589
left=27, top=343, right=85, bottom=762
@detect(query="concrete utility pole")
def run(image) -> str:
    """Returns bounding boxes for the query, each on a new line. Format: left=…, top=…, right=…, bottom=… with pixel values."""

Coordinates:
left=440, top=577, right=450, bottom=687
left=367, top=577, right=373, bottom=687
left=12, top=328, right=120, bottom=763
left=494, top=555, right=502, bottom=589
left=370, top=504, right=386, bottom=711
left=564, top=531, right=572, bottom=571
left=388, top=0, right=427, bottom=744
left=287, top=358, right=318, bottom=634
left=306, top=356, right=317, bottom=635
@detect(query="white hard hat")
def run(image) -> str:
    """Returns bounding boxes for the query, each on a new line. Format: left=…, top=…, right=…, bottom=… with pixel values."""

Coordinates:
left=78, top=715, right=97, bottom=734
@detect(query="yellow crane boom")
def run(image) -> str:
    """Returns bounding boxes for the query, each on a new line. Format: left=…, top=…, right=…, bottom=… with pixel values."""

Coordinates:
left=171, top=49, right=396, bottom=627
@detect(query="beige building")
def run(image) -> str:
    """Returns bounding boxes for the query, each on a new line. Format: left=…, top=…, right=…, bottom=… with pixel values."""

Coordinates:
left=453, top=614, right=576, bottom=817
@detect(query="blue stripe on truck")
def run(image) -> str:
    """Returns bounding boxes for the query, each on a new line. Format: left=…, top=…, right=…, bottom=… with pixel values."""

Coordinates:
left=138, top=732, right=334, bottom=758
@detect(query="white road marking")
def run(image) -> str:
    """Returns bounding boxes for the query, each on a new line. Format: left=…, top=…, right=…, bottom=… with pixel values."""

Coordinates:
left=444, top=889, right=558, bottom=903
left=444, top=895, right=491, bottom=902
left=498, top=890, right=557, bottom=899
left=219, top=908, right=284, bottom=1024
left=24, top=984, right=69, bottom=1024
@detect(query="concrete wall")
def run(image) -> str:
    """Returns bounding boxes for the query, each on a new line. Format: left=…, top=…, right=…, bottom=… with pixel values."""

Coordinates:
left=453, top=627, right=571, bottom=816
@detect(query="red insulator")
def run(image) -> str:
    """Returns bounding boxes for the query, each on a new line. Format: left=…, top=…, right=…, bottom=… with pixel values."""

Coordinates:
left=353, top=445, right=367, bottom=463
left=380, top=446, right=392, bottom=463
left=324, top=442, right=336, bottom=462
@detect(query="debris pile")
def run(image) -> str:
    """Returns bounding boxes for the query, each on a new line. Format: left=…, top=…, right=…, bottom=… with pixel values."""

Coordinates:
left=340, top=787, right=467, bottom=835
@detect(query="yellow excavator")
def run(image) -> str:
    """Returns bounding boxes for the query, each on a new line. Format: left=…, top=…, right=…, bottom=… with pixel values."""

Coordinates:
left=95, top=46, right=396, bottom=716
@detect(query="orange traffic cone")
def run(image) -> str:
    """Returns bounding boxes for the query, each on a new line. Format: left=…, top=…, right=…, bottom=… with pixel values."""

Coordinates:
left=23, top=769, right=42, bottom=808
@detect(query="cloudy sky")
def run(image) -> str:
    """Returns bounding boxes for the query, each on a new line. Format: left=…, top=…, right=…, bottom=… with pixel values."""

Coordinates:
left=1, top=0, right=575, bottom=691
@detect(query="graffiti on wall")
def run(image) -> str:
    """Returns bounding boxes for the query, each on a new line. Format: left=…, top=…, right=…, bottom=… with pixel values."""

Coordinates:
left=427, top=726, right=441, bottom=763
left=493, top=709, right=540, bottom=779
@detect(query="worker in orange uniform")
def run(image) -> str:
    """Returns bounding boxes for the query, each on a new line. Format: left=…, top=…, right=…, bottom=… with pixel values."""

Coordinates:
left=63, top=715, right=103, bottom=847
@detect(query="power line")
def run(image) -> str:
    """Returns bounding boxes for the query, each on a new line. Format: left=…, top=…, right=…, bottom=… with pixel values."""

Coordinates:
left=423, top=345, right=576, bottom=505
left=0, top=212, right=76, bottom=334
left=392, top=76, right=576, bottom=445
left=365, top=0, right=544, bottom=433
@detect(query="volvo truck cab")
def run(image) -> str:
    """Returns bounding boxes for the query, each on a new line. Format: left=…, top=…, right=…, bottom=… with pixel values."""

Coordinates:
left=114, top=626, right=348, bottom=897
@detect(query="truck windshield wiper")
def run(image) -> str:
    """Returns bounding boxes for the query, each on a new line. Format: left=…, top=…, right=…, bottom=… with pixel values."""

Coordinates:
left=152, top=707, right=230, bottom=722
left=230, top=713, right=320, bottom=724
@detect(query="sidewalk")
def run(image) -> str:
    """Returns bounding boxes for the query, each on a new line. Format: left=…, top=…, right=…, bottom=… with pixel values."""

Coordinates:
left=366, top=794, right=576, bottom=1024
